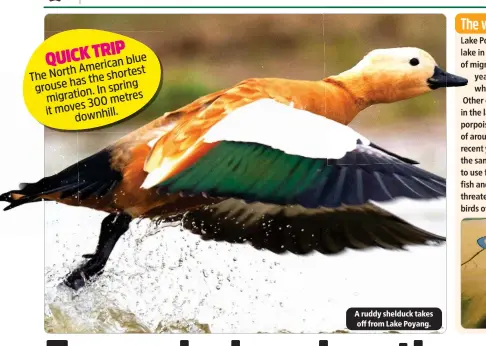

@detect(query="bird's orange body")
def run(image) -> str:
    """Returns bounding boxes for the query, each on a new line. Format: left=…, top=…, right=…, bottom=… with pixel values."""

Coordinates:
left=37, top=77, right=366, bottom=218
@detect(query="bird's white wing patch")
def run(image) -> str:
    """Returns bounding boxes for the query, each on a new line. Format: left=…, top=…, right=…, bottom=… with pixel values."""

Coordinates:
left=202, top=98, right=370, bottom=159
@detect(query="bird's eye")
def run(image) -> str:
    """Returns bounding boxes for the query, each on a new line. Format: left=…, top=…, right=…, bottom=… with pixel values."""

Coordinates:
left=409, top=58, right=420, bottom=66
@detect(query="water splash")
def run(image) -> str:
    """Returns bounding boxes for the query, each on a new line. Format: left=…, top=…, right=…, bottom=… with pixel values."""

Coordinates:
left=45, top=199, right=446, bottom=333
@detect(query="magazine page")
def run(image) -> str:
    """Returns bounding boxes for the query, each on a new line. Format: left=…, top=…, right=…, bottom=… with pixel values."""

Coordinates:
left=1, top=1, right=486, bottom=346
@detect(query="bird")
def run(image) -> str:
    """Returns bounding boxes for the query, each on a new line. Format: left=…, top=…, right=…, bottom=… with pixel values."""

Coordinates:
left=1, top=47, right=467, bottom=290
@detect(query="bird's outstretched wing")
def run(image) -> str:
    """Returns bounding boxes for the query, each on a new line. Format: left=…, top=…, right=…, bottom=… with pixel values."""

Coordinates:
left=143, top=98, right=445, bottom=209
left=181, top=199, right=445, bottom=254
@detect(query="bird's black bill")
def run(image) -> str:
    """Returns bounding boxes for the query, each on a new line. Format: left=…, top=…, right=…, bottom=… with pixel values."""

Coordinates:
left=427, top=66, right=468, bottom=89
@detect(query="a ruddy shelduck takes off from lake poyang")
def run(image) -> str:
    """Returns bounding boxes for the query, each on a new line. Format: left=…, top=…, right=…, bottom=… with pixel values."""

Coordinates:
left=1, top=47, right=468, bottom=290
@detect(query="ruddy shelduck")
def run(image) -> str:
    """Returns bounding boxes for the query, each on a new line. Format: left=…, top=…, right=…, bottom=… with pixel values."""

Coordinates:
left=1, top=47, right=467, bottom=290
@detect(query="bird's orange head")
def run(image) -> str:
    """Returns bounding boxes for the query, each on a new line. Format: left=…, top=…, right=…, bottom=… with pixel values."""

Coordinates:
left=334, top=47, right=468, bottom=104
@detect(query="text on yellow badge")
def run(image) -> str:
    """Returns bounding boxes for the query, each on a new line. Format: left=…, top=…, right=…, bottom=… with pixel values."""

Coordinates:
left=23, top=29, right=163, bottom=131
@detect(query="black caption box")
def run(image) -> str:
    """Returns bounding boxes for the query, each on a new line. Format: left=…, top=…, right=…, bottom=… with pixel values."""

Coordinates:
left=47, top=341, right=68, bottom=346
left=346, top=307, right=442, bottom=331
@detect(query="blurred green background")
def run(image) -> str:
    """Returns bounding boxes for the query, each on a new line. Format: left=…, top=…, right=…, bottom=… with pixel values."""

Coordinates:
left=44, top=14, right=446, bottom=152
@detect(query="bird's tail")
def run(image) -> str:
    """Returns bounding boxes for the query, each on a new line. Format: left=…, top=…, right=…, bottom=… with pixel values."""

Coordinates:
left=0, top=187, right=43, bottom=211
left=0, top=191, right=13, bottom=203
left=0, top=149, right=122, bottom=212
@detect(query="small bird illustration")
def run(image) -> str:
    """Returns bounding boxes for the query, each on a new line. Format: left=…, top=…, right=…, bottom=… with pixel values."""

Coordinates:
left=1, top=47, right=467, bottom=290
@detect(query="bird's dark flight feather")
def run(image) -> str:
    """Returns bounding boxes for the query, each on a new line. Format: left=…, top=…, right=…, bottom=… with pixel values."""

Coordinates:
left=181, top=198, right=445, bottom=255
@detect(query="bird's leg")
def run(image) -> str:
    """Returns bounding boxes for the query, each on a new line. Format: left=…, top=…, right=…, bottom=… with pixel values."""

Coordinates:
left=63, top=212, right=132, bottom=290
left=81, top=213, right=119, bottom=259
